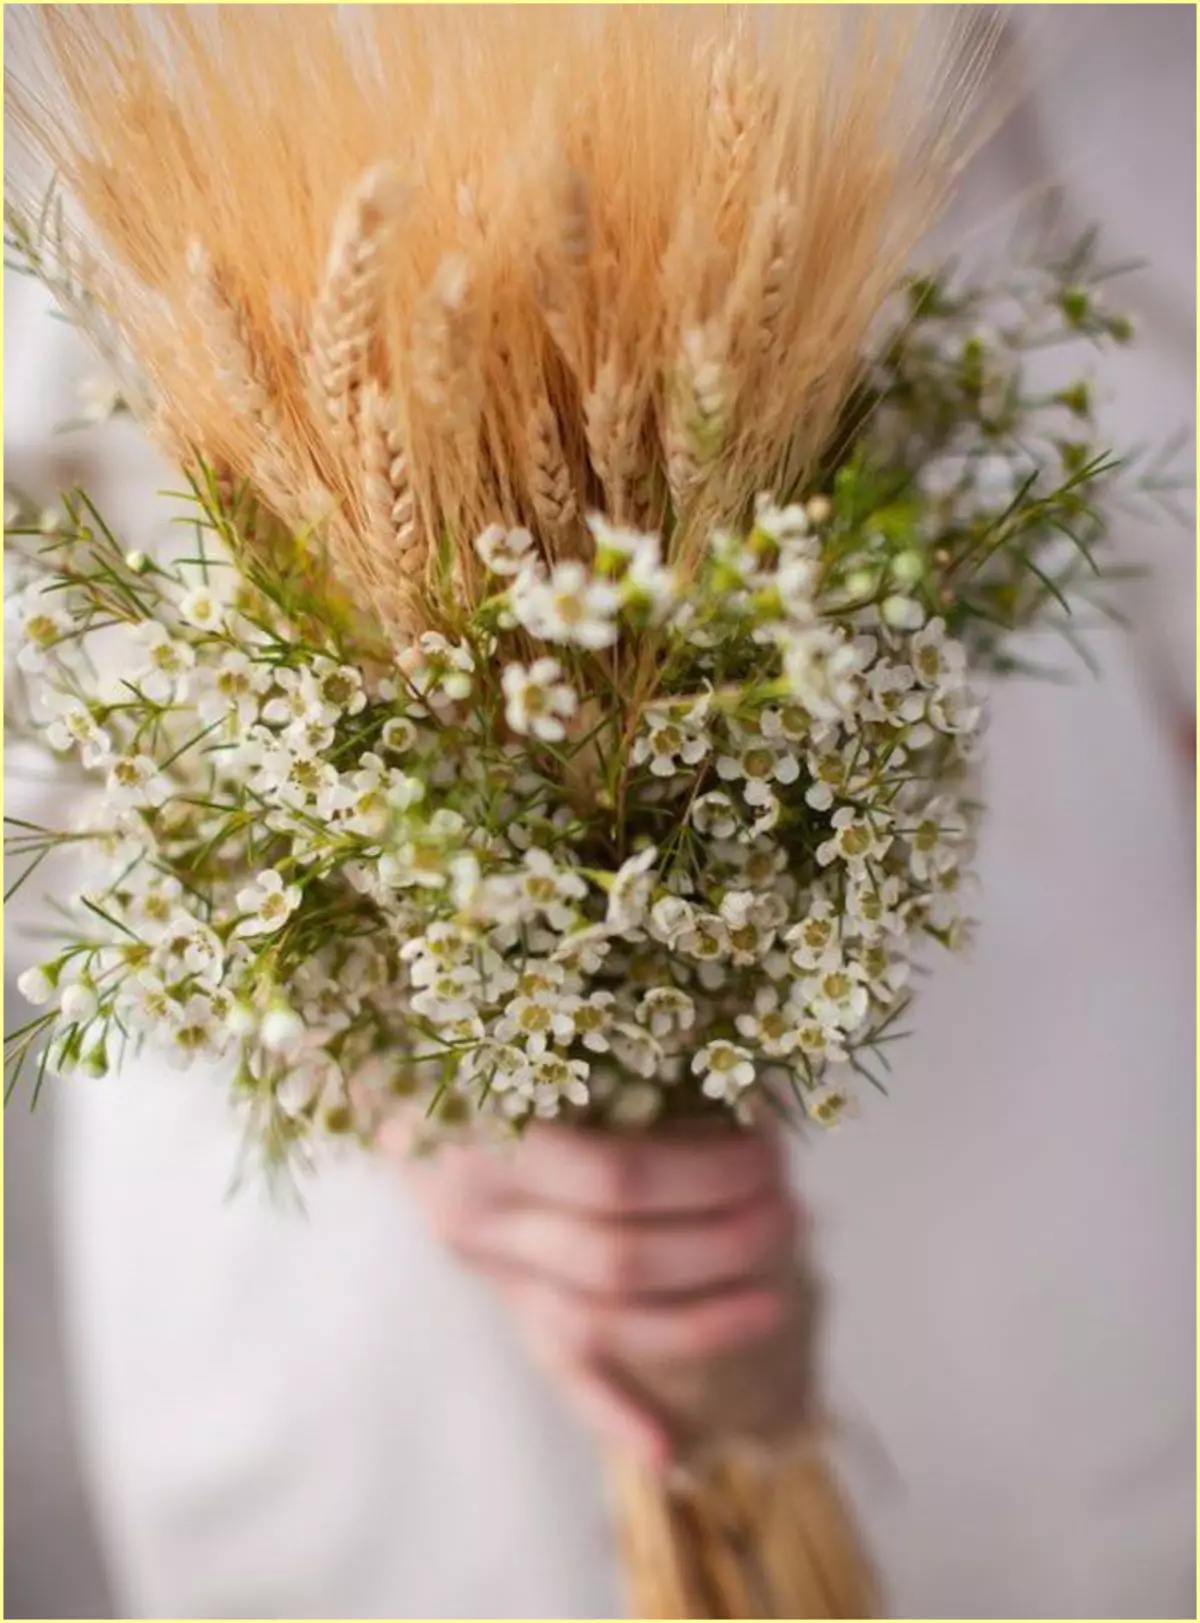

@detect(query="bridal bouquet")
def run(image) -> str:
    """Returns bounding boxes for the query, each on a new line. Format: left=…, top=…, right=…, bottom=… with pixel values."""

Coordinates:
left=5, top=8, right=1143, bottom=1616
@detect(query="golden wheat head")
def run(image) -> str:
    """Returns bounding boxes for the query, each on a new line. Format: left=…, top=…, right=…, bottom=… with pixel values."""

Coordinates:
left=6, top=5, right=996, bottom=634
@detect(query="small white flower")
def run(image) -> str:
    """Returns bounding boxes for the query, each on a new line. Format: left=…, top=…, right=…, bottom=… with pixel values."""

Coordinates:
left=502, top=658, right=577, bottom=742
left=716, top=738, right=800, bottom=807
left=474, top=524, right=535, bottom=577
left=404, top=633, right=475, bottom=707
left=678, top=913, right=728, bottom=964
left=735, top=986, right=802, bottom=1059
left=495, top=993, right=576, bottom=1056
left=528, top=1051, right=591, bottom=1115
left=609, top=1022, right=665, bottom=1079
left=786, top=899, right=843, bottom=971
left=633, top=706, right=709, bottom=779
left=178, top=585, right=226, bottom=632
left=166, top=994, right=224, bottom=1069
left=132, top=622, right=196, bottom=703
left=105, top=754, right=168, bottom=808
left=518, top=849, right=587, bottom=931
left=42, top=693, right=113, bottom=767
left=647, top=895, right=696, bottom=948
left=691, top=791, right=739, bottom=839
left=639, top=986, right=696, bottom=1040
left=17, top=600, right=73, bottom=674
left=803, top=1082, right=853, bottom=1127
left=511, top=561, right=620, bottom=649
left=235, top=869, right=302, bottom=936
left=381, top=716, right=418, bottom=753
left=691, top=1040, right=755, bottom=1102
left=782, top=626, right=864, bottom=722
left=816, top=806, right=893, bottom=870
left=803, top=965, right=869, bottom=1033
left=910, top=619, right=967, bottom=692
left=606, top=846, right=658, bottom=932
left=570, top=991, right=616, bottom=1053
left=881, top=594, right=925, bottom=631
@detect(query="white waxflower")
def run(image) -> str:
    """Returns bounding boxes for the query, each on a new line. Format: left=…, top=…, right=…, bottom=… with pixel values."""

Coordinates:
left=639, top=986, right=696, bottom=1040
left=753, top=493, right=812, bottom=545
left=759, top=702, right=814, bottom=746
left=716, top=738, right=800, bottom=807
left=816, top=807, right=893, bottom=871
left=495, top=993, right=576, bottom=1056
left=633, top=706, right=709, bottom=778
left=803, top=965, right=869, bottom=1033
left=570, top=991, right=616, bottom=1053
left=528, top=1052, right=591, bottom=1115
left=803, top=1083, right=853, bottom=1127
left=178, top=585, right=226, bottom=632
left=794, top=1018, right=848, bottom=1066
left=518, top=849, right=587, bottom=931
left=605, top=846, right=658, bottom=932
left=678, top=913, right=728, bottom=964
left=647, top=895, right=696, bottom=948
left=859, top=942, right=910, bottom=1002
left=282, top=715, right=337, bottom=759
left=906, top=798, right=968, bottom=882
left=910, top=619, right=967, bottom=692
left=690, top=790, right=740, bottom=839
left=404, top=633, right=475, bottom=707
left=787, top=899, right=843, bottom=971
left=132, top=622, right=196, bottom=703
left=474, top=523, right=535, bottom=577
left=609, top=1022, right=665, bottom=1080
left=235, top=869, right=302, bottom=936
left=511, top=562, right=620, bottom=649
left=734, top=986, right=802, bottom=1059
left=692, top=1040, right=755, bottom=1102
left=201, top=650, right=271, bottom=726
left=380, top=716, right=418, bottom=754
left=308, top=658, right=367, bottom=719
left=502, top=658, right=577, bottom=742
left=165, top=994, right=225, bottom=1069
left=41, top=693, right=113, bottom=767
left=105, top=754, right=169, bottom=809
left=410, top=964, right=483, bottom=1025
left=153, top=916, right=224, bottom=984
left=782, top=626, right=864, bottom=723
left=17, top=599, right=74, bottom=673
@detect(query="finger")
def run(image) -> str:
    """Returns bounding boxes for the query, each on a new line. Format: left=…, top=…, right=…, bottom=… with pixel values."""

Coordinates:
left=510, top=1122, right=787, bottom=1218
left=519, top=1326, right=670, bottom=1463
left=512, top=1272, right=785, bottom=1364
left=471, top=1190, right=797, bottom=1299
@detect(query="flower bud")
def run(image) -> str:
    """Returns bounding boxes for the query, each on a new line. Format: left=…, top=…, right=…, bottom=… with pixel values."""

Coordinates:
left=261, top=998, right=305, bottom=1056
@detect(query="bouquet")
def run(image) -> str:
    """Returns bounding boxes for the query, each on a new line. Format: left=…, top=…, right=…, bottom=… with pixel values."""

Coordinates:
left=5, top=9, right=1149, bottom=1616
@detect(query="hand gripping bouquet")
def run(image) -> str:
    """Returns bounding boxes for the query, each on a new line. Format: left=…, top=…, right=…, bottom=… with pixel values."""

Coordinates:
left=6, top=9, right=1150, bottom=1617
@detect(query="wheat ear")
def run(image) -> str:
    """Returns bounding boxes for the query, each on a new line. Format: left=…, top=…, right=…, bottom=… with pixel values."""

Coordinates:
left=359, top=383, right=420, bottom=563
left=309, top=164, right=405, bottom=435
left=584, top=352, right=647, bottom=525
left=663, top=318, right=731, bottom=510
left=525, top=389, right=578, bottom=537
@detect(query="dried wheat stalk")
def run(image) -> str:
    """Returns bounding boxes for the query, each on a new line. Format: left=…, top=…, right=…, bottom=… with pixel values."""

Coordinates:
left=310, top=164, right=405, bottom=437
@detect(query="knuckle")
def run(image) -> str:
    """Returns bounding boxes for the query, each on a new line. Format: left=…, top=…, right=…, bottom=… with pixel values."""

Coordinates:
left=589, top=1144, right=643, bottom=1211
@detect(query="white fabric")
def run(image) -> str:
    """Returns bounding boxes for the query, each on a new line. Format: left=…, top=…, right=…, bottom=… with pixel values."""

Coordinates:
left=5, top=9, right=1194, bottom=1617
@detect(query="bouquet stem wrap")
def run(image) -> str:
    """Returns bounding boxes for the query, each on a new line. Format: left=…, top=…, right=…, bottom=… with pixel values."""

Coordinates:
left=608, top=1257, right=879, bottom=1618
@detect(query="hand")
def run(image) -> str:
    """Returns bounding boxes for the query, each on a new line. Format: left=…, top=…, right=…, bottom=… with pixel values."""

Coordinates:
left=381, top=1117, right=799, bottom=1465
